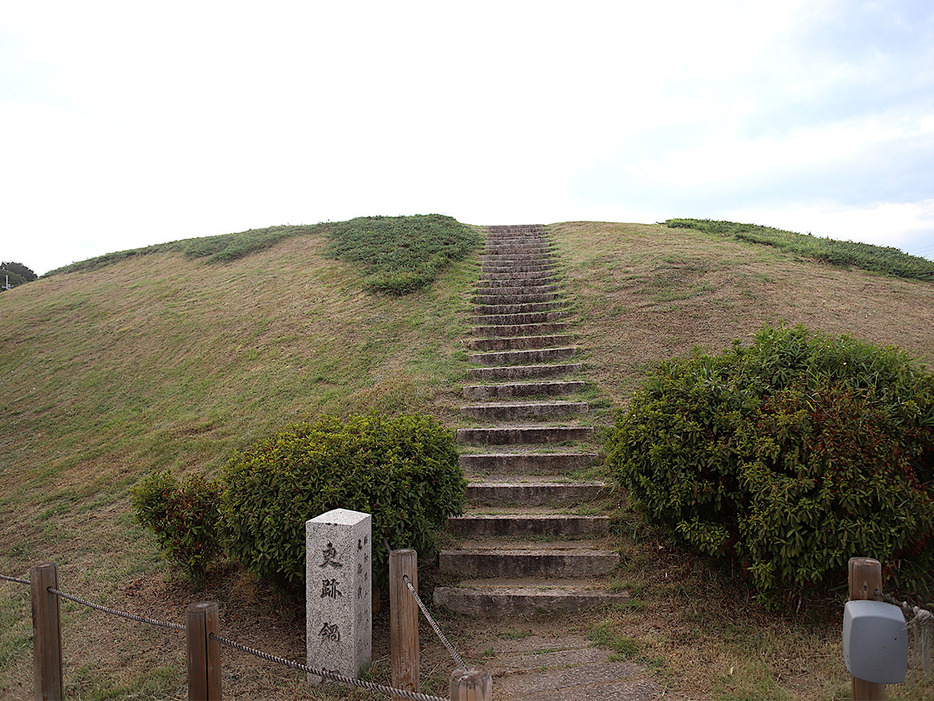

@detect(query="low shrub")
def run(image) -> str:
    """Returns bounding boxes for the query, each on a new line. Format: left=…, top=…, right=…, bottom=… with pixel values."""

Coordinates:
left=325, top=214, right=480, bottom=295
left=221, top=413, right=465, bottom=591
left=131, top=471, right=223, bottom=583
left=606, top=323, right=934, bottom=602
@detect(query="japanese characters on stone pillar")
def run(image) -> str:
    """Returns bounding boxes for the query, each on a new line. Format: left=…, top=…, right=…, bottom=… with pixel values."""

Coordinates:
left=306, top=508, right=372, bottom=684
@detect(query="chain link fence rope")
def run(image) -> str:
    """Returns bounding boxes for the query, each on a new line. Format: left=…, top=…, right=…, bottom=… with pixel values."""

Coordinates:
left=211, top=633, right=447, bottom=701
left=402, top=574, right=468, bottom=671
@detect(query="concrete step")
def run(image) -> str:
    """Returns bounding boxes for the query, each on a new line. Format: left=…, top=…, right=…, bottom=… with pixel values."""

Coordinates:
left=460, top=401, right=588, bottom=421
left=472, top=311, right=568, bottom=327
left=474, top=301, right=564, bottom=315
left=481, top=253, right=553, bottom=263
left=481, top=263, right=555, bottom=274
left=479, top=271, right=560, bottom=283
left=439, top=548, right=619, bottom=578
left=471, top=322, right=569, bottom=338
left=448, top=514, right=609, bottom=538
left=468, top=346, right=577, bottom=366
left=465, top=363, right=582, bottom=381
left=472, top=292, right=562, bottom=305
left=462, top=380, right=586, bottom=400
left=457, top=426, right=594, bottom=445
left=433, top=582, right=629, bottom=616
left=459, top=452, right=599, bottom=472
left=466, top=480, right=609, bottom=506
left=476, top=280, right=559, bottom=292
left=467, top=335, right=575, bottom=352
left=482, top=250, right=551, bottom=260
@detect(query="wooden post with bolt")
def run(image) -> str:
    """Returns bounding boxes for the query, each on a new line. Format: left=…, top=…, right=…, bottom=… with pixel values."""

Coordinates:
left=849, top=557, right=886, bottom=701
left=30, top=563, right=63, bottom=701
left=449, top=668, right=492, bottom=701
left=186, top=601, right=222, bottom=701
left=390, top=549, right=420, bottom=700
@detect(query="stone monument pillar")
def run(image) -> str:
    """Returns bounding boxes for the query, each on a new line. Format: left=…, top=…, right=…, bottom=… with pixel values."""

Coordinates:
left=306, top=508, right=372, bottom=683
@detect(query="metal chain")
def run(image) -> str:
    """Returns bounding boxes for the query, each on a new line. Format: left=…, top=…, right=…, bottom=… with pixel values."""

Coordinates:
left=48, top=587, right=185, bottom=632
left=402, top=574, right=468, bottom=671
left=0, top=573, right=30, bottom=586
left=210, top=633, right=447, bottom=701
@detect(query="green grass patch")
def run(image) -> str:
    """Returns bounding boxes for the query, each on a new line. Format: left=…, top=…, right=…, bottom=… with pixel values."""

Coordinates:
left=325, top=214, right=481, bottom=294
left=587, top=620, right=640, bottom=659
left=666, top=218, right=934, bottom=281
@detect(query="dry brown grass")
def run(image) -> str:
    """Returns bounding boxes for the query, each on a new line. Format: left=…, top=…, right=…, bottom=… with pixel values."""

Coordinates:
left=551, top=221, right=934, bottom=424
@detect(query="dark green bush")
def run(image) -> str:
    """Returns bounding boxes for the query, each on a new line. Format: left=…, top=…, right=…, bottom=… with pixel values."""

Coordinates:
left=325, top=214, right=480, bottom=295
left=606, top=324, right=934, bottom=601
left=221, top=413, right=465, bottom=591
left=131, top=471, right=223, bottom=583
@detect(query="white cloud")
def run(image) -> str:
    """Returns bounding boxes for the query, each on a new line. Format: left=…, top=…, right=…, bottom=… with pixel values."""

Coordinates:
left=1, top=1, right=932, bottom=273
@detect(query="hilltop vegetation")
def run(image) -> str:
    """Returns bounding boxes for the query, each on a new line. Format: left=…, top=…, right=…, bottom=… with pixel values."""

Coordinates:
left=667, top=218, right=934, bottom=281
left=46, top=214, right=479, bottom=296
left=45, top=224, right=322, bottom=275
left=325, top=214, right=480, bottom=294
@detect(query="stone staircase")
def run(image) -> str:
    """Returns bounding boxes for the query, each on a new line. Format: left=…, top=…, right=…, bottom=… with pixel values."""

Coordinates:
left=433, top=224, right=626, bottom=616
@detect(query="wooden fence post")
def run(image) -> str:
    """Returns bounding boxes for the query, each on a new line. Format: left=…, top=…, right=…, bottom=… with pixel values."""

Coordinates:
left=186, top=601, right=222, bottom=701
left=849, top=557, right=886, bottom=701
left=30, top=563, right=63, bottom=701
left=449, top=668, right=492, bottom=701
left=390, top=549, right=419, bottom=700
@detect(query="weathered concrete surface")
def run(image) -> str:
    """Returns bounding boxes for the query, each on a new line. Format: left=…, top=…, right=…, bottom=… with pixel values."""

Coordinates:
left=460, top=400, right=588, bottom=421
left=447, top=514, right=609, bottom=537
left=456, top=426, right=594, bottom=445
left=462, top=379, right=585, bottom=399
left=439, top=548, right=620, bottom=578
left=465, top=480, right=608, bottom=506
left=459, top=452, right=598, bottom=473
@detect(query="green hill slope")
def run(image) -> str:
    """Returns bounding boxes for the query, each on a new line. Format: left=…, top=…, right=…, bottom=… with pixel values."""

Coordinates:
left=1, top=219, right=933, bottom=699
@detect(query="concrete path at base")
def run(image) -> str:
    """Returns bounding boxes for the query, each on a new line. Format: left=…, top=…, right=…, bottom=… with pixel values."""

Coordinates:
left=486, top=634, right=669, bottom=700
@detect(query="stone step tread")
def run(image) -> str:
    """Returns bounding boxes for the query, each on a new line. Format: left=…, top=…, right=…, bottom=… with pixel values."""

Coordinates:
left=468, top=349, right=579, bottom=366
left=460, top=404, right=589, bottom=421
left=473, top=302, right=565, bottom=313
left=466, top=478, right=608, bottom=487
left=465, top=363, right=583, bottom=380
left=463, top=380, right=585, bottom=389
left=439, top=549, right=620, bottom=578
left=467, top=336, right=577, bottom=351
left=461, top=400, right=589, bottom=409
left=469, top=345, right=577, bottom=356
left=463, top=491, right=611, bottom=506
left=433, top=586, right=630, bottom=616
left=457, top=427, right=594, bottom=439
left=472, top=297, right=563, bottom=306
left=471, top=325, right=571, bottom=338
left=449, top=515, right=610, bottom=538
left=443, top=540, right=614, bottom=552
left=475, top=284, right=560, bottom=292
left=448, top=577, right=623, bottom=590
left=459, top=506, right=610, bottom=516
left=462, top=381, right=587, bottom=399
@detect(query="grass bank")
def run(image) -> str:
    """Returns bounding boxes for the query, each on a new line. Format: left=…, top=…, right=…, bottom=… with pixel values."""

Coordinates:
left=3, top=219, right=934, bottom=699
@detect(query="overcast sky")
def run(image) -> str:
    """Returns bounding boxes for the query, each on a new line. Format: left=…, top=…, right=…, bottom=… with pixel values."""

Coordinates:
left=2, top=0, right=933, bottom=275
